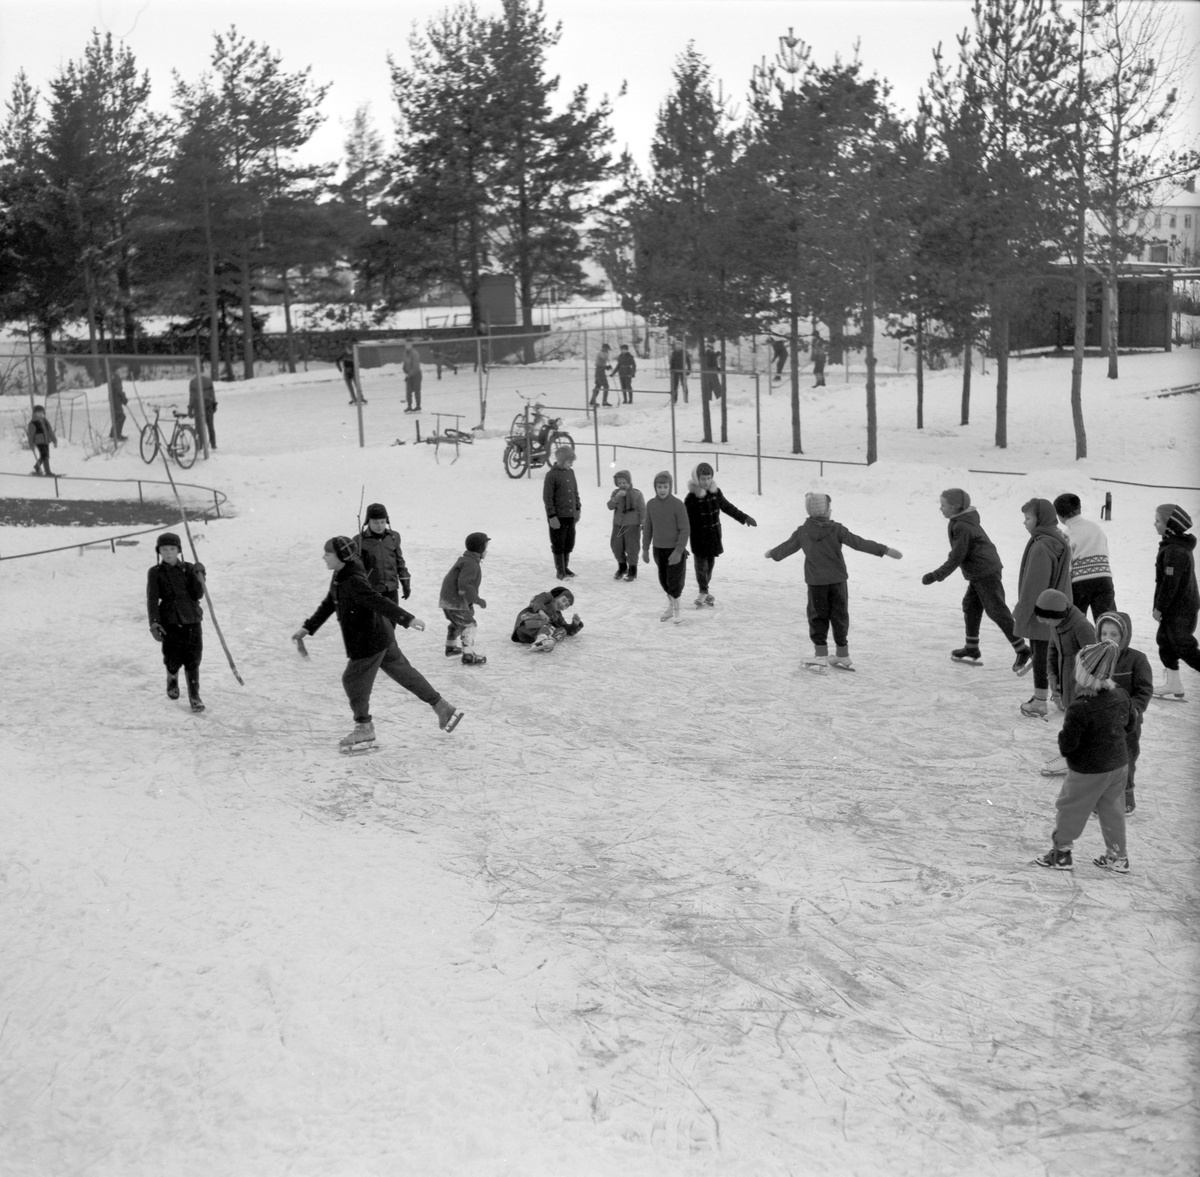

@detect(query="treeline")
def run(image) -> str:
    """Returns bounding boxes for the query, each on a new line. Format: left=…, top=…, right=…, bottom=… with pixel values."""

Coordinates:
left=0, top=0, right=1192, bottom=459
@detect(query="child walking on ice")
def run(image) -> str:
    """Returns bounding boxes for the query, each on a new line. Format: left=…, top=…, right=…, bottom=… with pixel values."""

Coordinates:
left=440, top=533, right=489, bottom=665
left=26, top=405, right=57, bottom=476
left=642, top=471, right=690, bottom=623
left=765, top=492, right=901, bottom=671
left=607, top=470, right=645, bottom=581
left=1151, top=504, right=1200, bottom=701
left=292, top=536, right=462, bottom=752
left=146, top=531, right=207, bottom=712
left=684, top=462, right=756, bottom=607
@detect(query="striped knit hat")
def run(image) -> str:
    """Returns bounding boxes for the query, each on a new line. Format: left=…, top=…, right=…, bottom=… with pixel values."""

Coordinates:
left=805, top=492, right=831, bottom=518
left=1157, top=504, right=1193, bottom=535
left=324, top=535, right=356, bottom=563
left=1075, top=640, right=1119, bottom=691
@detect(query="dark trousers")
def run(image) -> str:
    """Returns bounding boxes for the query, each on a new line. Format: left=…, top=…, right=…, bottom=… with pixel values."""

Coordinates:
left=1031, top=638, right=1051, bottom=690
left=202, top=405, right=216, bottom=449
left=1157, top=609, right=1200, bottom=672
left=1126, top=720, right=1141, bottom=792
left=162, top=622, right=203, bottom=692
left=693, top=554, right=716, bottom=594
left=33, top=443, right=51, bottom=474
left=342, top=639, right=439, bottom=723
left=590, top=375, right=609, bottom=406
left=670, top=372, right=688, bottom=403
left=1071, top=577, right=1115, bottom=621
left=341, top=369, right=357, bottom=398
left=549, top=517, right=576, bottom=574
left=405, top=372, right=422, bottom=409
left=807, top=581, right=849, bottom=652
left=962, top=575, right=1020, bottom=645
left=619, top=376, right=633, bottom=403
left=110, top=406, right=126, bottom=439
left=653, top=547, right=687, bottom=598
left=610, top=525, right=640, bottom=570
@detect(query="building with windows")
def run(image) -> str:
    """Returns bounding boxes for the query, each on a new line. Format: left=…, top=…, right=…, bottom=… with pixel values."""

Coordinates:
left=1133, top=178, right=1200, bottom=266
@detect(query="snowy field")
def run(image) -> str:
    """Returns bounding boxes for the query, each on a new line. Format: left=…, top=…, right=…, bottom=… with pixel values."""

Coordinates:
left=1, top=348, right=1199, bottom=1176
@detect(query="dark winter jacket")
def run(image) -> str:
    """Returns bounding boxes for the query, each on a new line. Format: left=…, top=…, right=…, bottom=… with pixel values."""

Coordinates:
left=1097, top=611, right=1153, bottom=729
left=302, top=559, right=417, bottom=660
left=669, top=348, right=690, bottom=373
left=1058, top=686, right=1136, bottom=774
left=1013, top=500, right=1071, bottom=641
left=1047, top=605, right=1096, bottom=708
left=926, top=508, right=1004, bottom=583
left=356, top=527, right=410, bottom=596
left=684, top=487, right=751, bottom=558
left=1154, top=532, right=1199, bottom=617
left=767, top=518, right=889, bottom=585
left=439, top=551, right=484, bottom=609
left=607, top=471, right=645, bottom=531
left=511, top=592, right=583, bottom=643
left=543, top=465, right=581, bottom=521
left=26, top=416, right=56, bottom=448
left=613, top=351, right=637, bottom=379
left=147, top=561, right=205, bottom=627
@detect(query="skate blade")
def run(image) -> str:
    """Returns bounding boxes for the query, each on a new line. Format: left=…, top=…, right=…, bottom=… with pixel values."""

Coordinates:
left=1153, top=694, right=1187, bottom=703
left=950, top=657, right=983, bottom=666
left=442, top=710, right=464, bottom=733
left=339, top=743, right=378, bottom=755
left=829, top=664, right=856, bottom=672
left=802, top=663, right=828, bottom=675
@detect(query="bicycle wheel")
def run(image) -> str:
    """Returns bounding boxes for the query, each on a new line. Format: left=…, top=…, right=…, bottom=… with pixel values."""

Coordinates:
left=503, top=442, right=527, bottom=479
left=548, top=431, right=574, bottom=453
left=173, top=425, right=198, bottom=469
left=139, top=423, right=160, bottom=464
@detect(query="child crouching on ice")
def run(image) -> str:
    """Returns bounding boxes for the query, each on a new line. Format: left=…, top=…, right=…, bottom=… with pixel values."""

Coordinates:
left=607, top=469, right=645, bottom=581
left=764, top=492, right=901, bottom=671
left=511, top=586, right=584, bottom=652
left=1034, top=640, right=1136, bottom=873
left=439, top=532, right=489, bottom=665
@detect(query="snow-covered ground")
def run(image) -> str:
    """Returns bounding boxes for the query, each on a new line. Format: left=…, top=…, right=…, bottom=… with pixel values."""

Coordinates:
left=1, top=347, right=1198, bottom=1176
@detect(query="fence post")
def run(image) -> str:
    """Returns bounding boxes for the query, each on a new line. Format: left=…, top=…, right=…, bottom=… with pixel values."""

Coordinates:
left=669, top=388, right=678, bottom=489
left=53, top=475, right=60, bottom=498
left=755, top=374, right=762, bottom=496
left=352, top=343, right=365, bottom=449
left=592, top=397, right=601, bottom=488
left=524, top=403, right=531, bottom=480
left=137, top=481, right=143, bottom=503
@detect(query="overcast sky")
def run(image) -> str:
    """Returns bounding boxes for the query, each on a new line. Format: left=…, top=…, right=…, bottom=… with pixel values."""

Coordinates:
left=1, top=0, right=1197, bottom=173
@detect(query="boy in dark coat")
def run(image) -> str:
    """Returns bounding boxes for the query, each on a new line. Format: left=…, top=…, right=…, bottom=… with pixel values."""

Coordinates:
left=921, top=488, right=1031, bottom=672
left=1034, top=641, right=1136, bottom=873
left=607, top=469, right=645, bottom=581
left=1097, top=611, right=1154, bottom=813
left=1151, top=504, right=1200, bottom=700
left=642, top=470, right=690, bottom=623
left=613, top=344, right=637, bottom=403
left=511, top=586, right=583, bottom=652
left=1013, top=498, right=1072, bottom=718
left=765, top=492, right=901, bottom=671
left=356, top=502, right=411, bottom=603
left=440, top=533, right=489, bottom=665
left=26, top=405, right=57, bottom=476
left=292, top=536, right=461, bottom=751
left=543, top=446, right=581, bottom=578
left=669, top=342, right=690, bottom=403
left=146, top=531, right=207, bottom=712
left=684, top=462, right=756, bottom=607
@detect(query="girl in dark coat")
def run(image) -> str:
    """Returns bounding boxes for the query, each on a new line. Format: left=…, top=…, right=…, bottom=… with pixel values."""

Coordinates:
left=683, top=462, right=756, bottom=607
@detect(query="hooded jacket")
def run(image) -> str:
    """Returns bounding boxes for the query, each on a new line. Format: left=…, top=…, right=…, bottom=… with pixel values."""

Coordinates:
left=1042, top=596, right=1096, bottom=707
left=1013, top=499, right=1071, bottom=641
left=607, top=471, right=646, bottom=530
left=1096, top=611, right=1153, bottom=724
left=1058, top=686, right=1136, bottom=774
left=766, top=516, right=889, bottom=585
left=356, top=525, right=410, bottom=595
left=926, top=507, right=1004, bottom=583
left=302, top=559, right=417, bottom=660
left=684, top=467, right=751, bottom=558
left=643, top=472, right=689, bottom=556
left=1154, top=531, right=1199, bottom=616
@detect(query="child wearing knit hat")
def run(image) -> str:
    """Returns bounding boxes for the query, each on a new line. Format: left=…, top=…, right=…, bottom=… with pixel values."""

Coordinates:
left=1151, top=504, right=1200, bottom=700
left=1031, top=587, right=1096, bottom=777
left=1013, top=498, right=1072, bottom=718
left=439, top=533, right=490, bottom=665
left=1096, top=612, right=1154, bottom=813
left=607, top=470, right=646, bottom=581
left=765, top=493, right=901, bottom=671
left=1034, top=640, right=1136, bottom=873
left=642, top=471, right=690, bottom=622
left=921, top=488, right=1031, bottom=673
left=355, top=502, right=411, bottom=603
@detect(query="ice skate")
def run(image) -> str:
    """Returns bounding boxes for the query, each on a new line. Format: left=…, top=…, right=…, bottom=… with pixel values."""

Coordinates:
left=614, top=566, right=627, bottom=580
left=1039, top=754, right=1068, bottom=777
left=803, top=655, right=829, bottom=674
left=1153, top=669, right=1186, bottom=701
left=444, top=645, right=463, bottom=657
left=828, top=655, right=855, bottom=672
left=660, top=597, right=674, bottom=622
left=694, top=593, right=707, bottom=608
left=950, top=645, right=982, bottom=665
left=531, top=631, right=556, bottom=652
left=704, top=594, right=715, bottom=607
left=461, top=650, right=487, bottom=666
left=166, top=672, right=179, bottom=700
left=433, top=697, right=464, bottom=732
left=1092, top=853, right=1130, bottom=874
left=339, top=720, right=376, bottom=753
left=1012, top=645, right=1032, bottom=675
left=1033, top=846, right=1072, bottom=870
left=623, top=570, right=637, bottom=582
left=1020, top=696, right=1048, bottom=719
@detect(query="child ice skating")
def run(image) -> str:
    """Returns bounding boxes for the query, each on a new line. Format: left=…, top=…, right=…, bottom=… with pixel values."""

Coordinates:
left=765, top=492, right=901, bottom=671
left=356, top=502, right=411, bottom=603
left=1096, top=612, right=1153, bottom=813
left=26, top=405, right=57, bottom=476
left=684, top=462, right=756, bottom=607
left=543, top=446, right=581, bottom=579
left=1012, top=498, right=1072, bottom=718
left=440, top=533, right=489, bottom=665
left=1151, top=504, right=1200, bottom=700
left=642, top=471, right=690, bottom=623
left=1034, top=641, right=1136, bottom=873
left=292, top=536, right=462, bottom=752
left=146, top=532, right=207, bottom=712
left=607, top=470, right=645, bottom=581
left=920, top=488, right=1031, bottom=672
left=1054, top=493, right=1116, bottom=620
left=511, top=586, right=584, bottom=652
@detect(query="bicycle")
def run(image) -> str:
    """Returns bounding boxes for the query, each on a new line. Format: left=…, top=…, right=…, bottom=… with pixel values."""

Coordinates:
left=140, top=405, right=198, bottom=469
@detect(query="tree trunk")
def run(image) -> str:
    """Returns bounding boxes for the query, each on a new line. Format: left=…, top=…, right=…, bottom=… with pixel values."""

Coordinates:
left=719, top=335, right=728, bottom=444
left=789, top=294, right=802, bottom=454
left=42, top=326, right=57, bottom=397
left=994, top=307, right=1009, bottom=449
left=201, top=175, right=221, bottom=382
left=1104, top=260, right=1119, bottom=379
left=281, top=268, right=297, bottom=375
left=117, top=253, right=137, bottom=352
left=915, top=311, right=924, bottom=429
left=1070, top=164, right=1089, bottom=459
left=864, top=255, right=877, bottom=466
left=698, top=332, right=713, bottom=445
left=239, top=235, right=255, bottom=380
left=960, top=326, right=972, bottom=426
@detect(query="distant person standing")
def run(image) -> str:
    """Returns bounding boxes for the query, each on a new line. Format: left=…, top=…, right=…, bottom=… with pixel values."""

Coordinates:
left=613, top=344, right=637, bottom=404
left=590, top=343, right=612, bottom=407
left=403, top=343, right=423, bottom=413
left=668, top=341, right=690, bottom=403
left=772, top=338, right=788, bottom=381
left=700, top=344, right=722, bottom=401
left=108, top=370, right=128, bottom=441
left=811, top=332, right=826, bottom=387
left=337, top=342, right=365, bottom=405
left=188, top=370, right=218, bottom=449
left=26, top=404, right=57, bottom=476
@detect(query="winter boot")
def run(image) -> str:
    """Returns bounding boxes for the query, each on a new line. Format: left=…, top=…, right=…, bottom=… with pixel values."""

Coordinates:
left=432, top=696, right=464, bottom=732
left=166, top=672, right=180, bottom=700
left=1021, top=694, right=1049, bottom=719
left=660, top=596, right=675, bottom=622
left=445, top=644, right=463, bottom=658
left=461, top=650, right=487, bottom=666
left=623, top=569, right=637, bottom=582
left=1034, top=846, right=1073, bottom=870
left=951, top=642, right=982, bottom=664
left=185, top=669, right=204, bottom=713
left=614, top=564, right=627, bottom=579
left=339, top=720, right=376, bottom=752
left=1154, top=668, right=1186, bottom=701
left=1011, top=643, right=1033, bottom=675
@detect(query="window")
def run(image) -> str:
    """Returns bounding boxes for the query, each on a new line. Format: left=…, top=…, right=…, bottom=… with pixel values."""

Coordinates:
left=1153, top=214, right=1161, bottom=228
left=1170, top=215, right=1177, bottom=228
left=1186, top=215, right=1193, bottom=229
left=1150, top=245, right=1169, bottom=263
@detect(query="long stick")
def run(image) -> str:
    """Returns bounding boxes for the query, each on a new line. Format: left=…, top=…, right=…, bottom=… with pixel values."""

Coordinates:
left=157, top=431, right=244, bottom=686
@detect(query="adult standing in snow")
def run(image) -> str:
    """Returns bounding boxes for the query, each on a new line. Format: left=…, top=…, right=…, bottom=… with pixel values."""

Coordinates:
left=613, top=344, right=637, bottom=403
left=1151, top=504, right=1200, bottom=700
left=811, top=332, right=826, bottom=387
left=108, top=370, right=128, bottom=441
left=668, top=341, right=690, bottom=403
left=403, top=343, right=423, bottom=413
left=684, top=462, right=756, bottom=608
left=1054, top=493, right=1116, bottom=621
left=189, top=370, right=218, bottom=448
left=772, top=338, right=788, bottom=380
left=543, top=446, right=581, bottom=579
left=920, top=488, right=1032, bottom=673
left=1012, top=498, right=1072, bottom=718
left=292, top=536, right=462, bottom=752
left=146, top=531, right=207, bottom=712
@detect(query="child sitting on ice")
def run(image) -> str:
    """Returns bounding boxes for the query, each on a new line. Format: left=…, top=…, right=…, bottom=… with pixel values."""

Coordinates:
left=511, top=586, right=584, bottom=652
left=764, top=492, right=901, bottom=671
